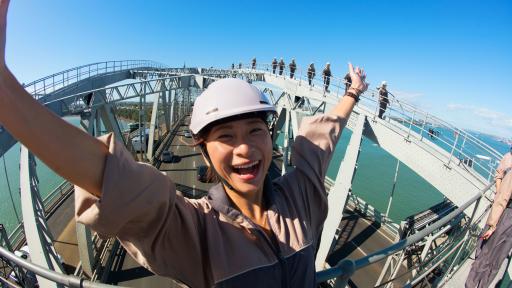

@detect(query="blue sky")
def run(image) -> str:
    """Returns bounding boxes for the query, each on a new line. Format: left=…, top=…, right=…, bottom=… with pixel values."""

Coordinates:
left=6, top=0, right=512, bottom=137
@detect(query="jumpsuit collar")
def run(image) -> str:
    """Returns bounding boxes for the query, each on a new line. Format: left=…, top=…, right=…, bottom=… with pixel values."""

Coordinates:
left=207, top=176, right=275, bottom=222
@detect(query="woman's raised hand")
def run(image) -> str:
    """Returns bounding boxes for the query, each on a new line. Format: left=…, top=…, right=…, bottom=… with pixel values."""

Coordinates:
left=348, top=62, right=369, bottom=95
left=0, top=0, right=108, bottom=198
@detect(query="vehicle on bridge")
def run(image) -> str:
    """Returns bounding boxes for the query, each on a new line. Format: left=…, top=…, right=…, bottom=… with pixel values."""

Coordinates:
left=161, top=151, right=174, bottom=163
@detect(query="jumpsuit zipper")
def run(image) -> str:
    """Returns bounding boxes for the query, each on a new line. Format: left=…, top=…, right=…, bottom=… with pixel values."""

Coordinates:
left=241, top=214, right=289, bottom=288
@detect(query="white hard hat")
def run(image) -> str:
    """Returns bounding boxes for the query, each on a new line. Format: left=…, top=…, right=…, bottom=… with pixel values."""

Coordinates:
left=381, top=81, right=387, bottom=86
left=190, top=78, right=276, bottom=135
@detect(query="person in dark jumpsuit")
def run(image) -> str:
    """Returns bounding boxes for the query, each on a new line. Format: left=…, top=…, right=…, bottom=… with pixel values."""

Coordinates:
left=322, top=62, right=331, bottom=92
left=289, top=58, right=297, bottom=79
left=278, top=58, right=285, bottom=76
left=344, top=72, right=352, bottom=94
left=378, top=81, right=389, bottom=119
left=238, top=62, right=242, bottom=69
left=307, top=63, right=316, bottom=86
left=251, top=57, right=256, bottom=69
left=271, top=58, right=277, bottom=74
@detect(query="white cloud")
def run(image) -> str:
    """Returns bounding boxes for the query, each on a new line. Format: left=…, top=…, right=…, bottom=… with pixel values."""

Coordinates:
left=447, top=103, right=470, bottom=110
left=445, top=103, right=512, bottom=134
left=392, top=90, right=424, bottom=102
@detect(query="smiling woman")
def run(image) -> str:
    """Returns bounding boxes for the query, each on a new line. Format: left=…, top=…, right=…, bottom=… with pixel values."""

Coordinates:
left=77, top=74, right=367, bottom=287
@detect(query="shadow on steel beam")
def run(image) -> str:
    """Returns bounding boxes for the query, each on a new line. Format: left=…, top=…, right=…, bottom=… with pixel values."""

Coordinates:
left=326, top=211, right=381, bottom=266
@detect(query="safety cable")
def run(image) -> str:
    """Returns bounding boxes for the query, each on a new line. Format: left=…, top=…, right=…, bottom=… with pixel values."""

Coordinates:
left=374, top=227, right=467, bottom=288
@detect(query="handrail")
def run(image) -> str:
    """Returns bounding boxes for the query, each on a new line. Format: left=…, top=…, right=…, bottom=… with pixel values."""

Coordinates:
left=315, top=180, right=494, bottom=285
left=0, top=246, right=125, bottom=288
left=42, top=74, right=187, bottom=108
left=24, top=60, right=167, bottom=99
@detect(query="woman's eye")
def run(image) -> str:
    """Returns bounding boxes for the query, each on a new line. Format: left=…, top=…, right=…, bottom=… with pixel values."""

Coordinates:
left=250, top=128, right=263, bottom=134
left=218, top=134, right=232, bottom=140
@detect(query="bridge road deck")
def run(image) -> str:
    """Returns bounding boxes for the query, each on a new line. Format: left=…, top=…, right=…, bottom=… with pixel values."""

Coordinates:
left=47, top=191, right=80, bottom=274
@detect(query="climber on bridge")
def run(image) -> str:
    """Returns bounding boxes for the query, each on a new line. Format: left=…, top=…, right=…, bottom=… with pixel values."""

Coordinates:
left=271, top=57, right=277, bottom=74
left=251, top=57, right=256, bottom=69
left=307, top=62, right=316, bottom=86
left=0, top=1, right=371, bottom=286
left=377, top=81, right=390, bottom=119
left=289, top=58, right=297, bottom=79
left=278, top=58, right=285, bottom=75
left=322, top=62, right=332, bottom=92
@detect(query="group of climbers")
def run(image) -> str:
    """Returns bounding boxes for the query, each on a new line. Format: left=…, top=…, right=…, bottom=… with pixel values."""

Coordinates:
left=234, top=58, right=391, bottom=119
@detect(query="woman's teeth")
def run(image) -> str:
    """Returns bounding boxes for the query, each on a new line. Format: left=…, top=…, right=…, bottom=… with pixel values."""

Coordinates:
left=233, top=161, right=260, bottom=175
left=233, top=161, right=259, bottom=169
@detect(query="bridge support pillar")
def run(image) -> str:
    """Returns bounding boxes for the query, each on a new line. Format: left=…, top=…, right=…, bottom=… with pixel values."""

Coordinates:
left=20, top=147, right=64, bottom=287
left=147, top=88, right=161, bottom=160
left=281, top=108, right=290, bottom=175
left=162, top=90, right=170, bottom=132
left=96, top=91, right=124, bottom=141
left=76, top=223, right=94, bottom=277
left=315, top=114, right=366, bottom=270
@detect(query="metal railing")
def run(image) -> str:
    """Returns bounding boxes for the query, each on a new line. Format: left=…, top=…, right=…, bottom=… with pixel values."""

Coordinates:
left=0, top=246, right=125, bottom=288
left=315, top=180, right=494, bottom=286
left=24, top=60, right=167, bottom=99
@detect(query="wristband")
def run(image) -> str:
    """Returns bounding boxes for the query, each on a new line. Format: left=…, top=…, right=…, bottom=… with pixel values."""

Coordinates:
left=349, top=87, right=363, bottom=96
left=345, top=91, right=360, bottom=102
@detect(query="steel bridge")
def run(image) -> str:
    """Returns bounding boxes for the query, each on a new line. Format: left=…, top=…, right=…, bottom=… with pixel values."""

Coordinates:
left=0, top=60, right=507, bottom=287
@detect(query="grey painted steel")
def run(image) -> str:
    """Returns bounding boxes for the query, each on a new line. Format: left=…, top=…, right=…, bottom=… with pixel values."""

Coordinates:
left=20, top=146, right=64, bottom=288
left=315, top=113, right=366, bottom=270
left=76, top=223, right=94, bottom=277
left=170, top=90, right=176, bottom=127
left=385, top=159, right=401, bottom=218
left=45, top=76, right=193, bottom=114
left=96, top=93, right=124, bottom=142
left=162, top=90, right=170, bottom=131
left=0, top=246, right=125, bottom=288
left=315, top=181, right=494, bottom=285
left=281, top=109, right=291, bottom=175
left=147, top=90, right=160, bottom=160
